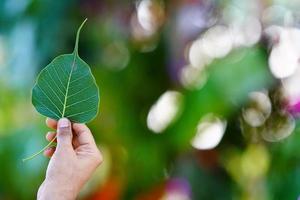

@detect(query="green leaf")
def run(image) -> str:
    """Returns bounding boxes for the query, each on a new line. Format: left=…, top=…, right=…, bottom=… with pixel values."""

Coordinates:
left=32, top=19, right=100, bottom=123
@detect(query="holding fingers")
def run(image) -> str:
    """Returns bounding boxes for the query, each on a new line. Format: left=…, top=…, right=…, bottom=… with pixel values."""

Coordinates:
left=38, top=118, right=103, bottom=200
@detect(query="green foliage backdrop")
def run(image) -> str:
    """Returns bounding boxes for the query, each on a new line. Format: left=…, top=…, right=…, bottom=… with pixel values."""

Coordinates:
left=1, top=0, right=300, bottom=200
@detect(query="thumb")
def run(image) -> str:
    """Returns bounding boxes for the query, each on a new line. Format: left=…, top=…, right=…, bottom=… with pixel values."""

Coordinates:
left=56, top=118, right=73, bottom=151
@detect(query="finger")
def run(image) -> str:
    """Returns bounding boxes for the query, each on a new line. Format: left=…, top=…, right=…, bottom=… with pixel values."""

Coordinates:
left=56, top=118, right=73, bottom=151
left=43, top=146, right=56, bottom=158
left=46, top=118, right=57, bottom=129
left=46, top=131, right=57, bottom=142
left=73, top=123, right=97, bottom=146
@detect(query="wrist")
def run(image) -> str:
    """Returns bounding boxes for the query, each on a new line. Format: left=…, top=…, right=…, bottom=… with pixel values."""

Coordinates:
left=37, top=179, right=79, bottom=200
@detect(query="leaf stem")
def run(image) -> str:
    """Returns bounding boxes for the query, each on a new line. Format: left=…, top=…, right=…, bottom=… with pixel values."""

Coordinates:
left=22, top=136, right=57, bottom=162
left=73, top=18, right=88, bottom=55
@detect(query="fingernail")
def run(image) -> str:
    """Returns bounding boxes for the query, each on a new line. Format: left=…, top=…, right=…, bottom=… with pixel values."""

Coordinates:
left=59, top=118, right=69, bottom=128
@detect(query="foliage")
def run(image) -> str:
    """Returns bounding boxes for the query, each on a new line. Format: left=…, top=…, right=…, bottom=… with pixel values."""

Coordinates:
left=1, top=0, right=300, bottom=200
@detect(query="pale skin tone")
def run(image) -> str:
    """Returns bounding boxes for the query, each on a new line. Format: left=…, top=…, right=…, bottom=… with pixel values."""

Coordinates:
left=37, top=118, right=103, bottom=200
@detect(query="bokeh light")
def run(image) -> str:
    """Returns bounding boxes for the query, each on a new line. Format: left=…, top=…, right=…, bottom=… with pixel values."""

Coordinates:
left=201, top=25, right=233, bottom=59
left=268, top=26, right=300, bottom=79
left=147, top=91, right=183, bottom=133
left=136, top=0, right=165, bottom=36
left=101, top=41, right=130, bottom=71
left=179, top=65, right=208, bottom=90
left=261, top=111, right=295, bottom=142
left=191, top=114, right=226, bottom=150
left=160, top=178, right=191, bottom=200
left=1, top=0, right=300, bottom=199
left=242, top=91, right=272, bottom=127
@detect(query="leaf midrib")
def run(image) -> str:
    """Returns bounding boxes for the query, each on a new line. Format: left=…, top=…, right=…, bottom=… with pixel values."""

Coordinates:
left=62, top=54, right=76, bottom=117
left=61, top=19, right=87, bottom=118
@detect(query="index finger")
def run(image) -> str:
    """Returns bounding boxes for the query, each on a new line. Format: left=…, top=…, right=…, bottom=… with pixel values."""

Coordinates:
left=46, top=118, right=57, bottom=129
left=72, top=123, right=97, bottom=146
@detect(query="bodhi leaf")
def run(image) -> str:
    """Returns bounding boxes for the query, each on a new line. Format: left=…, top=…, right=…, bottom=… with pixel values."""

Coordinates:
left=22, top=19, right=99, bottom=162
left=32, top=18, right=100, bottom=123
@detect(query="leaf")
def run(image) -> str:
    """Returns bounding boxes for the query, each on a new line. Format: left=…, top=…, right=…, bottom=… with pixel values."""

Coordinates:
left=31, top=19, right=100, bottom=123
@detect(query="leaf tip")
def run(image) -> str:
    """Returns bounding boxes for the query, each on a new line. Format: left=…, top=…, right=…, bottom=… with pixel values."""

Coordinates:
left=73, top=18, right=88, bottom=55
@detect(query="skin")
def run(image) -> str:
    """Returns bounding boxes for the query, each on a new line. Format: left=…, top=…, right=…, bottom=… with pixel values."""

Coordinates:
left=37, top=118, right=103, bottom=200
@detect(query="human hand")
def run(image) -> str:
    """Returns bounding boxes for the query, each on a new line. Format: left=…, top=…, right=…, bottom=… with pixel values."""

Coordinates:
left=37, top=118, right=103, bottom=200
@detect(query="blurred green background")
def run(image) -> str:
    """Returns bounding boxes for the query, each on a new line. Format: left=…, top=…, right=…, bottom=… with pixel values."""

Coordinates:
left=1, top=0, right=300, bottom=199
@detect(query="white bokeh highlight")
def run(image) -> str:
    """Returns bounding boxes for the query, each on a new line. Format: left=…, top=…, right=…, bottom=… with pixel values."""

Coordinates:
left=268, top=26, right=300, bottom=79
left=147, top=91, right=182, bottom=133
left=191, top=114, right=227, bottom=150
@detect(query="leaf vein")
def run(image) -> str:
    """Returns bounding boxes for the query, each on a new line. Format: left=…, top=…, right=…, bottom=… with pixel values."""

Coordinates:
left=67, top=107, right=96, bottom=118
left=52, top=67, right=67, bottom=92
left=68, top=84, right=94, bottom=98
left=70, top=73, right=89, bottom=84
left=66, top=94, right=97, bottom=108
left=35, top=98, right=60, bottom=119
left=41, top=77, right=64, bottom=106
left=37, top=85, right=63, bottom=116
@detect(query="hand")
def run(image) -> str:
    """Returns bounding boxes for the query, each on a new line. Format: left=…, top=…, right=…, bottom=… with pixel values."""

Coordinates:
left=37, top=118, right=103, bottom=200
